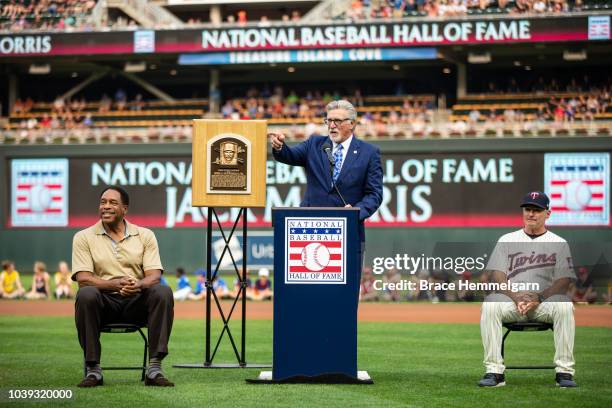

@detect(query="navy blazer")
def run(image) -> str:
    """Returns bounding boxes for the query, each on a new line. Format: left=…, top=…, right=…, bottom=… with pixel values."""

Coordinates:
left=272, top=135, right=383, bottom=242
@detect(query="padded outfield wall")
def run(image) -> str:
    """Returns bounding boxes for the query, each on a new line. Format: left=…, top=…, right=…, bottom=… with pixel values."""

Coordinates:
left=0, top=137, right=610, bottom=275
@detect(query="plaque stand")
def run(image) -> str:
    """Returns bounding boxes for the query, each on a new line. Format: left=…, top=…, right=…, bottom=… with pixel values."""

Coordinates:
left=173, top=207, right=271, bottom=369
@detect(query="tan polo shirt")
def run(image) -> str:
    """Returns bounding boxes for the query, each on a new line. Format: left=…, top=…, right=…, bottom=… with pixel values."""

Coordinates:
left=71, top=220, right=163, bottom=282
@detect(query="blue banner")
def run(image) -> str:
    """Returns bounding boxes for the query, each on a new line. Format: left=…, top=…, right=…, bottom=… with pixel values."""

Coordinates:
left=178, top=47, right=437, bottom=65
left=210, top=231, right=273, bottom=269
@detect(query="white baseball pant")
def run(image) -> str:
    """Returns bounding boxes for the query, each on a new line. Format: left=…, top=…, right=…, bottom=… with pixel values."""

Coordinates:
left=480, top=293, right=575, bottom=375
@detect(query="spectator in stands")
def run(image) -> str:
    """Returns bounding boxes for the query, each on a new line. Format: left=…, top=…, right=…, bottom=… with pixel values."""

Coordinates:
left=382, top=268, right=402, bottom=301
left=360, top=267, right=379, bottom=301
left=604, top=278, right=612, bottom=304
left=253, top=268, right=273, bottom=300
left=570, top=266, right=597, bottom=304
left=12, top=98, right=23, bottom=114
left=39, top=113, right=51, bottom=128
left=451, top=117, right=468, bottom=134
left=468, top=108, right=481, bottom=125
left=586, top=95, right=600, bottom=118
left=237, top=10, right=247, bottom=25
left=349, top=0, right=365, bottom=20
left=99, top=94, right=111, bottom=113
left=83, top=113, right=93, bottom=127
left=54, top=261, right=74, bottom=299
left=221, top=100, right=234, bottom=118
left=131, top=94, right=145, bottom=111
left=413, top=268, right=434, bottom=301
left=25, top=261, right=51, bottom=299
left=1, top=0, right=96, bottom=30
left=258, top=15, right=271, bottom=27
left=456, top=271, right=476, bottom=301
left=286, top=90, right=299, bottom=105
left=0, top=260, right=25, bottom=299
left=53, top=96, right=65, bottom=114
left=173, top=267, right=192, bottom=300
left=115, top=89, right=127, bottom=111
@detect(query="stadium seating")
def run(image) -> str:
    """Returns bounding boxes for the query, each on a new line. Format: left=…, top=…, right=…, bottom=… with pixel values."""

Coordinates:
left=3, top=1, right=609, bottom=31
left=2, top=73, right=611, bottom=144
left=451, top=91, right=612, bottom=122
left=0, top=0, right=95, bottom=31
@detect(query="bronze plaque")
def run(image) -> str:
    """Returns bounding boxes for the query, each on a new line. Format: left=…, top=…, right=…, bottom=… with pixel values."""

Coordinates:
left=207, top=135, right=250, bottom=193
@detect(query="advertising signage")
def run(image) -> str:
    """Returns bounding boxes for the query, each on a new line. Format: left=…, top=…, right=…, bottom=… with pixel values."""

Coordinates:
left=7, top=152, right=610, bottom=229
left=0, top=15, right=608, bottom=58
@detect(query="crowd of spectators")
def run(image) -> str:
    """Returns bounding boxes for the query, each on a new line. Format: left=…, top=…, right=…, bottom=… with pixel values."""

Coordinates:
left=360, top=264, right=612, bottom=304
left=5, top=78, right=610, bottom=141
left=11, top=89, right=146, bottom=131
left=0, top=0, right=96, bottom=31
left=478, top=76, right=611, bottom=95
left=0, top=259, right=274, bottom=302
left=0, top=259, right=74, bottom=300
left=2, top=0, right=599, bottom=32
left=220, top=86, right=435, bottom=137
left=12, top=95, right=93, bottom=131
left=172, top=267, right=273, bottom=301
left=3, top=258, right=610, bottom=304
left=193, top=9, right=302, bottom=26
left=455, top=79, right=611, bottom=133
left=346, top=0, right=583, bottom=20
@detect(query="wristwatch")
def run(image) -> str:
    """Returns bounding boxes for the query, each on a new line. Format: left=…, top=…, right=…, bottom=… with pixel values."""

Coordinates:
left=537, top=293, right=545, bottom=303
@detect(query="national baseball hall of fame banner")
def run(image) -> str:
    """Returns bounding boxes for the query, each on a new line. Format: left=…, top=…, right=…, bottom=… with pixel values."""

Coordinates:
left=5, top=151, right=610, bottom=229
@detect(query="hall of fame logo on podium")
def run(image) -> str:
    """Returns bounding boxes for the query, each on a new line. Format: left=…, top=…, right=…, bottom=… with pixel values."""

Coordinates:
left=285, top=217, right=346, bottom=284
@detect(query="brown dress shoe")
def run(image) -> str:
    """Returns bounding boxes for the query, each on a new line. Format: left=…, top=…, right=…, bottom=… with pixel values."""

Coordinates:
left=144, top=373, right=174, bottom=387
left=77, top=375, right=103, bottom=388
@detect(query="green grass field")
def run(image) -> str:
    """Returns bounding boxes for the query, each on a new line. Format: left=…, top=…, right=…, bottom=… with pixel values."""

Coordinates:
left=1, top=316, right=611, bottom=407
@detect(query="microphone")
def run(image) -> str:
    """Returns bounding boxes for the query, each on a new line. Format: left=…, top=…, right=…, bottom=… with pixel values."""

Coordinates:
left=321, top=141, right=348, bottom=207
left=322, top=142, right=334, bottom=178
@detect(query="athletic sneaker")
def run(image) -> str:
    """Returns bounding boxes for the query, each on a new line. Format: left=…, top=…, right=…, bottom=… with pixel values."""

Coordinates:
left=555, top=373, right=577, bottom=388
left=478, top=373, right=506, bottom=387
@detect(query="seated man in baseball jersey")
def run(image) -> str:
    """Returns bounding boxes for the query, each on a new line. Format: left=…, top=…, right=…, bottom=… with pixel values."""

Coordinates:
left=478, top=191, right=577, bottom=388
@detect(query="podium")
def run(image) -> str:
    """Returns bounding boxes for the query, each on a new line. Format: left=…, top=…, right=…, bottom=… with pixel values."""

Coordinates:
left=249, top=207, right=372, bottom=384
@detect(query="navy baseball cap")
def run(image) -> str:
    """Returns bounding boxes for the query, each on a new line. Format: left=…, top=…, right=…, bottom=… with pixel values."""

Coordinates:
left=520, top=191, right=550, bottom=209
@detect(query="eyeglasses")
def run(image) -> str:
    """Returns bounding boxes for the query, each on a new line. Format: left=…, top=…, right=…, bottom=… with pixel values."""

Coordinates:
left=323, top=118, right=352, bottom=127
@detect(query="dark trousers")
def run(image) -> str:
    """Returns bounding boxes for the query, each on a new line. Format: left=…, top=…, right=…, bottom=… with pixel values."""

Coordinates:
left=75, top=285, right=174, bottom=364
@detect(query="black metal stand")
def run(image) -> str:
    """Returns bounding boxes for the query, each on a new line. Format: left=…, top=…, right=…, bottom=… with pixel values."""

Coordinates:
left=174, top=207, right=271, bottom=370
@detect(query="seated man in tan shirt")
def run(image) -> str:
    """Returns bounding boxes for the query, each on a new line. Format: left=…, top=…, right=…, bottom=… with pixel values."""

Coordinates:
left=72, top=185, right=174, bottom=387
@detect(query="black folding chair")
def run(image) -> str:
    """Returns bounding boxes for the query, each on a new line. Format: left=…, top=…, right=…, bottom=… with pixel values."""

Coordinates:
left=501, top=321, right=555, bottom=370
left=83, top=323, right=148, bottom=381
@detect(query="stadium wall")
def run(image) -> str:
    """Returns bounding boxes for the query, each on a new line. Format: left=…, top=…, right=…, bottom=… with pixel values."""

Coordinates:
left=1, top=138, right=610, bottom=274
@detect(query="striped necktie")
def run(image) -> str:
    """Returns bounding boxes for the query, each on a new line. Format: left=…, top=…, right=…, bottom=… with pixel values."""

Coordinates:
left=333, top=144, right=343, bottom=183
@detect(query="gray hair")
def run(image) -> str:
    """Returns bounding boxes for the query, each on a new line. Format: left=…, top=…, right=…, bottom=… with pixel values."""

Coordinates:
left=325, top=99, right=357, bottom=121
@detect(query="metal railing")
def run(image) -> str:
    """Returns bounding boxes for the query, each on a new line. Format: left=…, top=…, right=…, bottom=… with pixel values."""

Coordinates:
left=2, top=120, right=610, bottom=145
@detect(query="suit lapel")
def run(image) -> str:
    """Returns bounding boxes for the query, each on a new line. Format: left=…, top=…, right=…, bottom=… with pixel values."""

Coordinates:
left=319, top=137, right=334, bottom=188
left=336, top=136, right=361, bottom=187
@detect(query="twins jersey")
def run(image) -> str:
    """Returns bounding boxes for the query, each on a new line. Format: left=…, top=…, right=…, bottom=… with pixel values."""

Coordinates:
left=486, top=229, right=576, bottom=290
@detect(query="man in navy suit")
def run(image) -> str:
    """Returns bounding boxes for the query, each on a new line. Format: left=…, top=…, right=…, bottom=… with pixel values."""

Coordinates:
left=270, top=99, right=383, bottom=252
